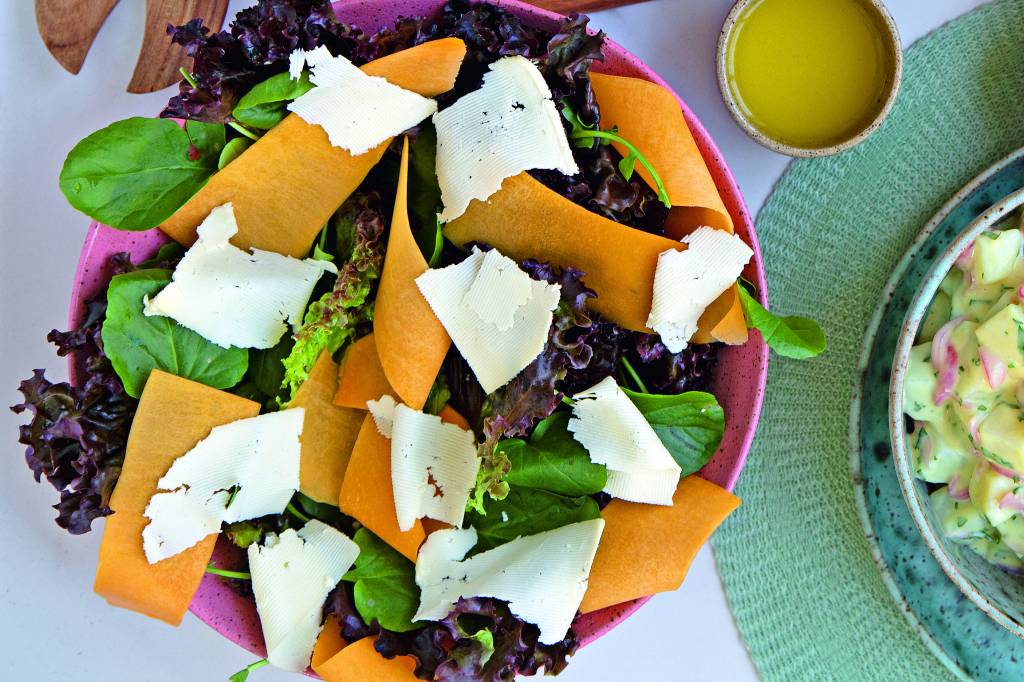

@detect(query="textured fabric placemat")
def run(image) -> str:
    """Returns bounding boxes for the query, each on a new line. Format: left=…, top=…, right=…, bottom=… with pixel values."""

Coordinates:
left=711, top=2, right=1024, bottom=680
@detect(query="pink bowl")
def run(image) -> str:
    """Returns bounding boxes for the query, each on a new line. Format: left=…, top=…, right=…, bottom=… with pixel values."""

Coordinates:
left=68, top=0, right=767, bottom=667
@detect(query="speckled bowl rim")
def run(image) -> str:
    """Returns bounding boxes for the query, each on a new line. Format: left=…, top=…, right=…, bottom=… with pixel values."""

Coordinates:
left=716, top=0, right=903, bottom=158
left=65, top=0, right=769, bottom=668
left=889, top=186, right=1024, bottom=640
left=850, top=146, right=1024, bottom=678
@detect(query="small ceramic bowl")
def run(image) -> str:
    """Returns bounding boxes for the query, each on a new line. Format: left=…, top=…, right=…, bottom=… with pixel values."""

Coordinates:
left=890, top=186, right=1024, bottom=639
left=716, top=0, right=903, bottom=157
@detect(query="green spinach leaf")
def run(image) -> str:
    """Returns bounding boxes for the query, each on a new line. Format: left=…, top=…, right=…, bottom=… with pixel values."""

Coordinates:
left=101, top=269, right=248, bottom=397
left=497, top=412, right=607, bottom=496
left=233, top=71, right=313, bottom=129
left=622, top=388, right=725, bottom=477
left=218, top=137, right=252, bottom=169
left=59, top=118, right=224, bottom=231
left=248, top=336, right=294, bottom=400
left=737, top=285, right=826, bottom=359
left=466, top=487, right=601, bottom=553
left=343, top=528, right=421, bottom=632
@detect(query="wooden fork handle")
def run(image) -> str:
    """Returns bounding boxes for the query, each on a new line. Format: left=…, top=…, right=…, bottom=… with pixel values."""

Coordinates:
left=35, top=0, right=119, bottom=74
left=127, top=0, right=229, bottom=94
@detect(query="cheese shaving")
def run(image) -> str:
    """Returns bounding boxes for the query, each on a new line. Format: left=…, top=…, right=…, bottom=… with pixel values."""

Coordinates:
left=414, top=519, right=605, bottom=644
left=288, top=45, right=333, bottom=80
left=461, top=247, right=533, bottom=331
left=568, top=376, right=681, bottom=505
left=434, top=56, right=578, bottom=222
left=143, top=203, right=335, bottom=350
left=249, top=520, right=360, bottom=672
left=391, top=403, right=479, bottom=531
left=646, top=226, right=753, bottom=353
left=142, top=408, right=303, bottom=563
left=287, top=51, right=438, bottom=155
left=367, top=394, right=397, bottom=438
left=415, top=247, right=560, bottom=393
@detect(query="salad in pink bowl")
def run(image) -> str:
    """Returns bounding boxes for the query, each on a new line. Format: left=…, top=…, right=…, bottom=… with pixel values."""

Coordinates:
left=13, top=1, right=824, bottom=680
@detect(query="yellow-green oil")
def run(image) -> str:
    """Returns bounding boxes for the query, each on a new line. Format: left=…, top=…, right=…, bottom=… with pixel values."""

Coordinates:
left=725, top=0, right=895, bottom=149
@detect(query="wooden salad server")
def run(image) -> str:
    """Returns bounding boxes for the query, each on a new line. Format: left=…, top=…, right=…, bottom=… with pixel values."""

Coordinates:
left=127, top=0, right=229, bottom=93
left=35, top=0, right=120, bottom=74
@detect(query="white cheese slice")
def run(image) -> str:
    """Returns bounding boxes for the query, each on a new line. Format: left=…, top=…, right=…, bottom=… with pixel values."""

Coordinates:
left=143, top=203, right=336, bottom=350
left=414, top=519, right=605, bottom=644
left=461, top=247, right=533, bottom=331
left=288, top=45, right=333, bottom=80
left=434, top=55, right=579, bottom=222
left=142, top=408, right=303, bottom=563
left=568, top=376, right=681, bottom=506
left=287, top=51, right=437, bottom=155
left=416, top=247, right=560, bottom=393
left=391, top=403, right=479, bottom=531
left=367, top=394, right=397, bottom=438
left=646, top=226, right=754, bottom=353
left=249, top=519, right=360, bottom=672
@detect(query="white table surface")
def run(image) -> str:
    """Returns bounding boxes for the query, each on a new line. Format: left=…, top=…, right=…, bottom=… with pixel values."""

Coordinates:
left=0, top=1, right=991, bottom=680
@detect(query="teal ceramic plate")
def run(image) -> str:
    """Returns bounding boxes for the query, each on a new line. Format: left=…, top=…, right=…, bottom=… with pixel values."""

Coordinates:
left=852, top=146, right=1024, bottom=680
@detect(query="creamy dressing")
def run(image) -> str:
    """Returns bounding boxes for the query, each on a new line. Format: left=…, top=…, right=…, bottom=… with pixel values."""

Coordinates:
left=905, top=210, right=1024, bottom=572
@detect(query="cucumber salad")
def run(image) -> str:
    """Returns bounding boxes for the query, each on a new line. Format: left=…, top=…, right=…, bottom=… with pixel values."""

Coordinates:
left=905, top=208, right=1024, bottom=571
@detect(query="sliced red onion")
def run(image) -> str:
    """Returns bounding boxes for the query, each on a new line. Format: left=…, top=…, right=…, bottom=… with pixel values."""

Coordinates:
left=933, top=346, right=959, bottom=406
left=947, top=476, right=971, bottom=500
left=955, top=243, right=975, bottom=270
left=999, top=492, right=1024, bottom=512
left=1017, top=282, right=1024, bottom=300
left=930, top=316, right=964, bottom=372
left=979, top=346, right=1008, bottom=389
left=970, top=416, right=981, bottom=446
left=991, top=461, right=1023, bottom=479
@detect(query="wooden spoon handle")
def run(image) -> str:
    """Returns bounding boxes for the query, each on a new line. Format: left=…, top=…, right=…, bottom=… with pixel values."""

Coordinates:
left=35, top=0, right=119, bottom=75
left=528, top=0, right=651, bottom=12
left=127, top=0, right=229, bottom=94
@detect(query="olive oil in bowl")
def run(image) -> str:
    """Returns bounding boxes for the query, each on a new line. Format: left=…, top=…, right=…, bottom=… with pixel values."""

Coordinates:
left=719, top=0, right=901, bottom=156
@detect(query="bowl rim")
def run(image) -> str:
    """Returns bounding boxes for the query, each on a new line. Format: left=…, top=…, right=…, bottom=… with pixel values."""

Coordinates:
left=716, top=0, right=903, bottom=158
left=889, top=186, right=1024, bottom=640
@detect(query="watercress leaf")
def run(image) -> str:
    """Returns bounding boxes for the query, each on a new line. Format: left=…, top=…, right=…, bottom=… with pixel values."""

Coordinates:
left=622, top=388, right=725, bottom=477
left=232, top=71, right=313, bottom=129
left=228, top=660, right=268, bottom=682
left=312, top=243, right=335, bottom=262
left=466, top=487, right=601, bottom=553
left=498, top=412, right=607, bottom=496
left=424, top=376, right=451, bottom=416
left=100, top=269, right=248, bottom=397
left=618, top=154, right=636, bottom=180
left=342, top=528, right=421, bottom=632
left=736, top=285, right=826, bottom=359
left=218, top=137, right=252, bottom=169
left=59, top=117, right=222, bottom=231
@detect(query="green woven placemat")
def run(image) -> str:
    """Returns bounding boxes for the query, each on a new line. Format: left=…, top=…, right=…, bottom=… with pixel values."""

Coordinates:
left=711, top=1, right=1024, bottom=680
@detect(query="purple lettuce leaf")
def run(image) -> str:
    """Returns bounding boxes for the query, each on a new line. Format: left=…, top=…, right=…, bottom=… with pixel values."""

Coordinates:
left=627, top=334, right=718, bottom=395
left=10, top=253, right=150, bottom=534
left=332, top=592, right=578, bottom=681
left=162, top=0, right=425, bottom=123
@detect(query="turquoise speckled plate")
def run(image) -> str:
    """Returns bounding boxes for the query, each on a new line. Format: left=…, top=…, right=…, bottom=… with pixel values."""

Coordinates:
left=852, top=146, right=1024, bottom=680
